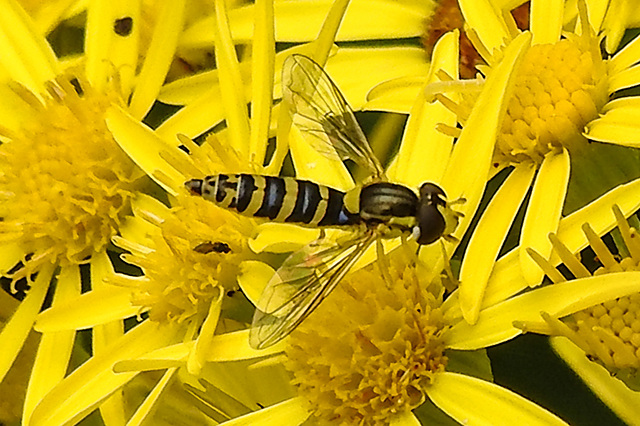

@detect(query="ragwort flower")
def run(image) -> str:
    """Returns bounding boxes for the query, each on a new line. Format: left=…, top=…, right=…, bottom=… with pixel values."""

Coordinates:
left=0, top=0, right=186, bottom=423
left=74, top=28, right=571, bottom=426
left=423, top=0, right=640, bottom=324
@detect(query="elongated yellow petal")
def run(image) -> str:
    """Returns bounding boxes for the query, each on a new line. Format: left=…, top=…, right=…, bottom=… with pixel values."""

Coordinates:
left=608, top=31, right=640, bottom=74
left=479, top=176, right=640, bottom=310
left=427, top=372, right=568, bottom=426
left=91, top=252, right=126, bottom=425
left=442, top=31, right=532, bottom=239
left=389, top=30, right=458, bottom=188
left=460, top=163, right=535, bottom=324
left=531, top=0, right=563, bottom=45
left=128, top=0, right=185, bottom=119
left=23, top=265, right=80, bottom=424
left=249, top=0, right=275, bottom=170
left=106, top=106, right=185, bottom=195
left=447, top=271, right=640, bottom=350
left=0, top=263, right=54, bottom=383
left=181, top=1, right=432, bottom=45
left=30, top=321, right=178, bottom=426
left=85, top=0, right=139, bottom=94
left=127, top=368, right=178, bottom=426
left=0, top=242, right=23, bottom=276
left=35, top=285, right=139, bottom=332
left=187, top=291, right=223, bottom=375
left=0, top=0, right=58, bottom=93
left=520, top=149, right=570, bottom=286
left=219, top=397, right=309, bottom=425
left=551, top=336, right=640, bottom=424
left=458, top=0, right=510, bottom=56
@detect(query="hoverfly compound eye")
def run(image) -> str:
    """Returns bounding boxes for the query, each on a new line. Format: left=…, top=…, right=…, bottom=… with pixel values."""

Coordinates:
left=414, top=183, right=448, bottom=245
left=419, top=182, right=446, bottom=206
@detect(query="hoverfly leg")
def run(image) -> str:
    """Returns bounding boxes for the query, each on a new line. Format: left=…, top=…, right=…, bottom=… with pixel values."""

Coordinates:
left=439, top=240, right=459, bottom=292
left=375, top=238, right=393, bottom=289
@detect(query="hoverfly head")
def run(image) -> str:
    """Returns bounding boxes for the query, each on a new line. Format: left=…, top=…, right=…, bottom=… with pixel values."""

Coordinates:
left=412, top=183, right=460, bottom=245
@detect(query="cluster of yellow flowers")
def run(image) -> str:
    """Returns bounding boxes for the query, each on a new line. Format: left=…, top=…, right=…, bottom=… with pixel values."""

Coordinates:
left=1, top=0, right=640, bottom=425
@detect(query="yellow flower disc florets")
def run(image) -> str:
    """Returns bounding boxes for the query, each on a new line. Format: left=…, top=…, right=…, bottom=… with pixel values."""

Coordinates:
left=116, top=195, right=254, bottom=324
left=285, top=251, right=448, bottom=425
left=0, top=73, right=138, bottom=283
left=536, top=207, right=640, bottom=389
left=497, top=36, right=608, bottom=164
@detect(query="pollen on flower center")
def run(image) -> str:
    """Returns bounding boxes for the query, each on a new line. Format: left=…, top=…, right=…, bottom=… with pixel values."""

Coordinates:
left=497, top=37, right=608, bottom=164
left=113, top=195, right=254, bottom=325
left=0, top=73, right=138, bottom=284
left=285, top=251, right=448, bottom=425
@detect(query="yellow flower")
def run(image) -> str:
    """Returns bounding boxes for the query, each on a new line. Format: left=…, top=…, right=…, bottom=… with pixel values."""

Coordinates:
left=23, top=2, right=535, bottom=423
left=0, top=0, right=186, bottom=422
left=519, top=204, right=640, bottom=390
left=400, top=0, right=640, bottom=325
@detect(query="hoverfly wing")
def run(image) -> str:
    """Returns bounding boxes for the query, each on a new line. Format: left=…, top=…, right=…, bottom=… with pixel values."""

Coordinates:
left=249, top=231, right=376, bottom=349
left=283, top=54, right=385, bottom=180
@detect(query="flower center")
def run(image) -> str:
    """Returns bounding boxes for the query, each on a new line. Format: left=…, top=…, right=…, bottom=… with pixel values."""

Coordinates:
left=114, top=195, right=254, bottom=325
left=0, top=73, right=138, bottom=284
left=496, top=36, right=608, bottom=164
left=285, top=251, right=448, bottom=425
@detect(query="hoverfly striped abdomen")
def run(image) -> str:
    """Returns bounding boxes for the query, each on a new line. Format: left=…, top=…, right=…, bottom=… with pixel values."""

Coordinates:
left=185, top=174, right=360, bottom=228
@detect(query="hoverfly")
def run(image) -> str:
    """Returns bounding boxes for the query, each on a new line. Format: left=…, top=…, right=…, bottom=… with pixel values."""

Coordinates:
left=185, top=54, right=461, bottom=349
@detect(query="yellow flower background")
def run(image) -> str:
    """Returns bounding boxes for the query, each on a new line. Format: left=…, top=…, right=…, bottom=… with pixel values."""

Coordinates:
left=1, top=0, right=640, bottom=425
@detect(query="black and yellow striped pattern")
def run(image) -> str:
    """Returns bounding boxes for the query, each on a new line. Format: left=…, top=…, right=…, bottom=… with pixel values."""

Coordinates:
left=191, top=174, right=360, bottom=227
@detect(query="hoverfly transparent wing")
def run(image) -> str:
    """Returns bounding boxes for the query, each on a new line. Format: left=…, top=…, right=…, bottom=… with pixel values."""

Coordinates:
left=283, top=54, right=385, bottom=180
left=249, top=231, right=376, bottom=349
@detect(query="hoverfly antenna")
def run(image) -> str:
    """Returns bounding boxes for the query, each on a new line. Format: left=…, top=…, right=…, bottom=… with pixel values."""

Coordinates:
left=184, top=178, right=203, bottom=196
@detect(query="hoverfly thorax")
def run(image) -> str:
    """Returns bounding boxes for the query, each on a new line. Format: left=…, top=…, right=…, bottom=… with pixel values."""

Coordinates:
left=358, top=182, right=417, bottom=223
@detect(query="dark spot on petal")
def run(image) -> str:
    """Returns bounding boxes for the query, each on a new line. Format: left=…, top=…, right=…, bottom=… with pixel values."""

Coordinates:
left=114, top=17, right=133, bottom=36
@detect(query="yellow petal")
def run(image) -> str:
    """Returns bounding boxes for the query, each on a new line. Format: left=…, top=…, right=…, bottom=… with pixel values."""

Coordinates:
left=35, top=285, right=139, bottom=332
left=551, top=336, right=640, bottom=424
left=427, top=372, right=568, bottom=426
left=608, top=32, right=640, bottom=74
left=365, top=76, right=427, bottom=114
left=128, top=0, right=186, bottom=119
left=330, top=47, right=430, bottom=111
left=218, top=397, right=309, bottom=425
left=126, top=368, right=178, bottom=426
left=214, top=0, right=251, bottom=161
left=585, top=97, right=640, bottom=146
left=459, top=163, right=535, bottom=324
left=520, top=149, right=570, bottom=286
left=248, top=223, right=319, bottom=254
left=181, top=1, right=432, bottom=45
left=188, top=291, right=223, bottom=375
left=389, top=30, right=458, bottom=187
left=249, top=0, right=275, bottom=170
left=458, top=0, right=511, bottom=56
left=0, top=0, right=58, bottom=93
left=0, top=262, right=54, bottom=383
left=91, top=252, right=127, bottom=425
left=476, top=176, right=640, bottom=312
left=531, top=0, right=563, bottom=45
left=106, top=105, right=185, bottom=194
left=441, top=31, right=532, bottom=238
left=30, top=321, right=179, bottom=426
left=23, top=264, right=80, bottom=425
left=0, top=242, right=23, bottom=276
left=389, top=410, right=421, bottom=426
left=85, top=0, right=139, bottom=94
left=447, top=271, right=640, bottom=350
left=238, top=260, right=274, bottom=307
